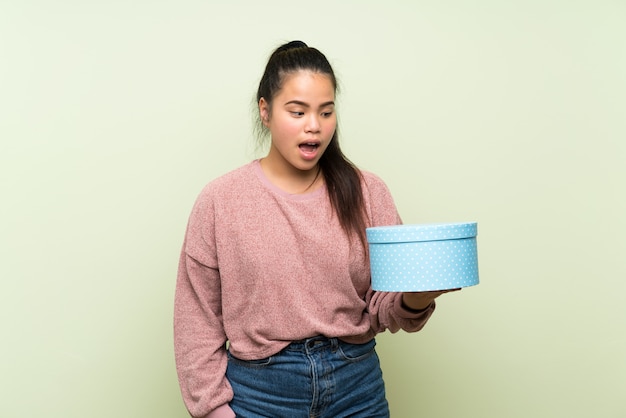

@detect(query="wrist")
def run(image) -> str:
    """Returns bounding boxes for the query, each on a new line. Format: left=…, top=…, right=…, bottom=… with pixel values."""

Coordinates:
left=401, top=293, right=434, bottom=312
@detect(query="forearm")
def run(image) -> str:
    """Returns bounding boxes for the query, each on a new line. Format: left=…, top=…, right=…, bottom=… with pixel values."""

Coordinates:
left=401, top=288, right=461, bottom=311
left=401, top=292, right=437, bottom=311
left=174, top=251, right=232, bottom=417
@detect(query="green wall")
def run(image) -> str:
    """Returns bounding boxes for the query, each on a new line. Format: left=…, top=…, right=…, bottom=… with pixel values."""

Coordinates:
left=1, top=1, right=624, bottom=417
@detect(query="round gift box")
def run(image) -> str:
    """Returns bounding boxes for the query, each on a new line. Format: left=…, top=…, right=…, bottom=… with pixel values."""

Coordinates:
left=366, top=222, right=479, bottom=292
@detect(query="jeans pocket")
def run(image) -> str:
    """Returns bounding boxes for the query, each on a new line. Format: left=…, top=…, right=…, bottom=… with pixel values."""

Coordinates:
left=227, top=350, right=273, bottom=368
left=337, top=339, right=377, bottom=362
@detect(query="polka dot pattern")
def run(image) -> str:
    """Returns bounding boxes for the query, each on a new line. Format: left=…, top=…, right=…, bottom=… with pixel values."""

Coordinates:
left=366, top=223, right=479, bottom=292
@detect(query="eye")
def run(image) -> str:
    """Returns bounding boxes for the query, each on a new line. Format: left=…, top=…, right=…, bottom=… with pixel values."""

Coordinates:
left=321, top=110, right=334, bottom=118
left=290, top=111, right=305, bottom=117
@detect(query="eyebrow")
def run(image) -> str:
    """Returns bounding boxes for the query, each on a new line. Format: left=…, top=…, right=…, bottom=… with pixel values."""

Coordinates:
left=284, top=100, right=335, bottom=108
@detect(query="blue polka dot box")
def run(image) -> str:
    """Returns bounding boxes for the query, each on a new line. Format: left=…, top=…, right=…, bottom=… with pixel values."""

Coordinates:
left=366, top=222, right=479, bottom=292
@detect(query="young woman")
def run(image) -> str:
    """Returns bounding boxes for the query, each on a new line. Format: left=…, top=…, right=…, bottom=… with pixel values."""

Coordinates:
left=174, top=40, right=455, bottom=418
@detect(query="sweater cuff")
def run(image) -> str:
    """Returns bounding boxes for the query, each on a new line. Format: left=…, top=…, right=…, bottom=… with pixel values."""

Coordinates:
left=205, top=404, right=235, bottom=418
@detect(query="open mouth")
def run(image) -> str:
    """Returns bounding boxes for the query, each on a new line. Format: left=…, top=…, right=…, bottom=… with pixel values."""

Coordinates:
left=299, top=142, right=320, bottom=153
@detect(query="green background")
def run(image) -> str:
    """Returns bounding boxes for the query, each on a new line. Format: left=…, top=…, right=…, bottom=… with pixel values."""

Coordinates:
left=1, top=1, right=624, bottom=417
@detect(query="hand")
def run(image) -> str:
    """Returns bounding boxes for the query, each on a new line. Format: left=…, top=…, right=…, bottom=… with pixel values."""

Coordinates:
left=401, top=288, right=461, bottom=311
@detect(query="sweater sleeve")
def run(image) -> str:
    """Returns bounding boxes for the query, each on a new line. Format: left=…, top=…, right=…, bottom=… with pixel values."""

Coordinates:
left=366, top=289, right=436, bottom=333
left=360, top=171, right=437, bottom=334
left=173, top=189, right=235, bottom=418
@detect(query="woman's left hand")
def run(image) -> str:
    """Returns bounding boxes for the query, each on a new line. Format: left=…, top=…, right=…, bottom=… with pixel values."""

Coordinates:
left=401, top=288, right=461, bottom=311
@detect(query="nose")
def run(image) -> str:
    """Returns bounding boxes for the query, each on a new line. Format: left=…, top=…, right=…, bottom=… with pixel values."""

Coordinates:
left=305, top=114, right=321, bottom=133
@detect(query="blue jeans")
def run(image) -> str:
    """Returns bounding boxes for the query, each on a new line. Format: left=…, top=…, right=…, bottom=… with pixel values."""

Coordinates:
left=226, top=336, right=390, bottom=418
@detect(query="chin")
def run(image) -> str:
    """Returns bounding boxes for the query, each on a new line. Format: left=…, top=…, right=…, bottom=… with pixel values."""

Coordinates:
left=298, top=157, right=323, bottom=170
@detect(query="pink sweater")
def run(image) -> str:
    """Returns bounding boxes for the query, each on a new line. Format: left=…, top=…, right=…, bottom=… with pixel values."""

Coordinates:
left=174, top=160, right=435, bottom=418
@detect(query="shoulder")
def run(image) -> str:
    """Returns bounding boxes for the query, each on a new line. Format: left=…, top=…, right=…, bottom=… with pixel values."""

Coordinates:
left=358, top=168, right=402, bottom=226
left=359, top=169, right=387, bottom=185
left=198, top=161, right=258, bottom=198
left=189, top=161, right=259, bottom=216
left=359, top=169, right=393, bottom=197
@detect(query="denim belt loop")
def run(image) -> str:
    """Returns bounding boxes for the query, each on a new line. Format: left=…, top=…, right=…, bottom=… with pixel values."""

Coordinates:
left=330, top=337, right=339, bottom=352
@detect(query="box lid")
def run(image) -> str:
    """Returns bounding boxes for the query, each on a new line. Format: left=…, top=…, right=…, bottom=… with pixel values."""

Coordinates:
left=366, top=222, right=477, bottom=244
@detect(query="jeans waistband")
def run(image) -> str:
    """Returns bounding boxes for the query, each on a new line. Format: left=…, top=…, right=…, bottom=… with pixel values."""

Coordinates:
left=286, top=336, right=339, bottom=352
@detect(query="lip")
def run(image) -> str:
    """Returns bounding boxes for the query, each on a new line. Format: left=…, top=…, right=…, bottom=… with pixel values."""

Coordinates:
left=299, top=139, right=321, bottom=146
left=298, top=140, right=321, bottom=160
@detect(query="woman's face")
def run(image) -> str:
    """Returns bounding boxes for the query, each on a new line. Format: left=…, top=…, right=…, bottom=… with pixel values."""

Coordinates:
left=259, top=70, right=336, bottom=176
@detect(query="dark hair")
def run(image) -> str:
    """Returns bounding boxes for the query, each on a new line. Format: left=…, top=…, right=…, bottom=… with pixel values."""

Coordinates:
left=256, top=40, right=367, bottom=247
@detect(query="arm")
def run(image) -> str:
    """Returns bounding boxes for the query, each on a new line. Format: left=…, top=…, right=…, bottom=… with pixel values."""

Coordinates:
left=366, top=288, right=462, bottom=334
left=366, top=289, right=436, bottom=333
left=401, top=289, right=461, bottom=311
left=173, top=188, right=235, bottom=418
left=360, top=171, right=451, bottom=334
left=174, top=249, right=235, bottom=418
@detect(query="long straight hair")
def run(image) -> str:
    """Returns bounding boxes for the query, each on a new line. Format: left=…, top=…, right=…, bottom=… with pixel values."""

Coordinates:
left=255, top=41, right=367, bottom=247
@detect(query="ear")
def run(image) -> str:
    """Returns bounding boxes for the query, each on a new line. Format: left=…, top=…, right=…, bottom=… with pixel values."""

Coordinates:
left=259, top=97, right=270, bottom=127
